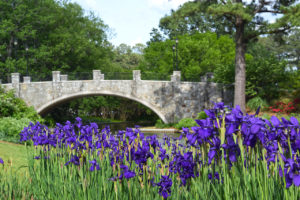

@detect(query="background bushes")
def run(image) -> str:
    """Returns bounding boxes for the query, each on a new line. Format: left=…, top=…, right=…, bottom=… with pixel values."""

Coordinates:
left=0, top=87, right=42, bottom=142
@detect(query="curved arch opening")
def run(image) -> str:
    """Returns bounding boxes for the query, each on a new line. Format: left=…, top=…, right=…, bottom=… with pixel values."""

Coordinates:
left=38, top=91, right=167, bottom=125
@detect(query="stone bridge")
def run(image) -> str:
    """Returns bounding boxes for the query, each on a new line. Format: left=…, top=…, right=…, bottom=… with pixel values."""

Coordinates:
left=1, top=70, right=233, bottom=123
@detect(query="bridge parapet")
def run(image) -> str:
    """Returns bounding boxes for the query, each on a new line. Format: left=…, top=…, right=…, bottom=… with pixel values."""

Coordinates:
left=23, top=76, right=31, bottom=83
left=60, top=75, right=68, bottom=81
left=133, top=70, right=141, bottom=81
left=52, top=71, right=61, bottom=82
left=1, top=70, right=212, bottom=83
left=171, top=71, right=181, bottom=82
left=93, top=70, right=104, bottom=80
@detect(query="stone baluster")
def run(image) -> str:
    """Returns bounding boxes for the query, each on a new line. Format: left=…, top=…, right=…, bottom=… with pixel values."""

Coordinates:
left=60, top=75, right=68, bottom=81
left=133, top=70, right=141, bottom=81
left=52, top=71, right=61, bottom=82
left=93, top=70, right=104, bottom=80
left=171, top=71, right=181, bottom=82
left=11, top=73, right=20, bottom=97
left=23, top=76, right=31, bottom=83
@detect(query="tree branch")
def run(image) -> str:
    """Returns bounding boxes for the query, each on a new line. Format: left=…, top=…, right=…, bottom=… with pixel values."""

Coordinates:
left=258, top=9, right=283, bottom=14
left=245, top=25, right=291, bottom=42
left=220, top=0, right=226, bottom=5
left=254, top=0, right=272, bottom=15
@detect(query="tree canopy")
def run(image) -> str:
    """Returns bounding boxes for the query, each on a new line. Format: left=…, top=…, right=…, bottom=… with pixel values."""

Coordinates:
left=0, top=0, right=118, bottom=81
left=156, top=0, right=300, bottom=112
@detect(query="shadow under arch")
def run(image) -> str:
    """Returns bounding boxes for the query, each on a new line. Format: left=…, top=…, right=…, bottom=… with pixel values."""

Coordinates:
left=37, top=91, right=168, bottom=123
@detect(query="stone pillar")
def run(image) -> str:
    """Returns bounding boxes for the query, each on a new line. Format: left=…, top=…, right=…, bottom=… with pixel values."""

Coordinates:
left=60, top=75, right=68, bottom=81
left=93, top=70, right=104, bottom=80
left=12, top=73, right=20, bottom=84
left=52, top=71, right=61, bottom=82
left=171, top=71, right=181, bottom=82
left=11, top=73, right=20, bottom=97
left=23, top=76, right=31, bottom=83
left=93, top=70, right=100, bottom=80
left=0, top=79, right=2, bottom=84
left=133, top=70, right=141, bottom=81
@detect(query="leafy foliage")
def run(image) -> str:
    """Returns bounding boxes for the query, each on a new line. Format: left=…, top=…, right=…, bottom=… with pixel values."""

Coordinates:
left=0, top=117, right=31, bottom=142
left=0, top=87, right=41, bottom=121
left=140, top=32, right=235, bottom=81
left=246, top=97, right=268, bottom=111
left=0, top=0, right=118, bottom=79
left=213, top=42, right=289, bottom=101
left=155, top=119, right=173, bottom=129
left=154, top=0, right=300, bottom=112
left=197, top=111, right=208, bottom=119
left=174, top=118, right=197, bottom=129
left=0, top=87, right=42, bottom=142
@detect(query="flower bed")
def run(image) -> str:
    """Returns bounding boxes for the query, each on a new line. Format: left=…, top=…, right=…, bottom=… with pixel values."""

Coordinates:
left=1, top=102, right=300, bottom=199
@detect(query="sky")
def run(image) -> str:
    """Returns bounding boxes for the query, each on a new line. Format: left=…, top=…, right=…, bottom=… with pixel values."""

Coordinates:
left=71, top=0, right=192, bottom=46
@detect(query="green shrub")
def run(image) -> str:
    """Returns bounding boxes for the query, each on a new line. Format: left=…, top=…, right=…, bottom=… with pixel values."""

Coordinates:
left=0, top=117, right=31, bottom=142
left=0, top=87, right=43, bottom=142
left=174, top=118, right=197, bottom=129
left=155, top=119, right=173, bottom=128
left=247, top=96, right=268, bottom=111
left=197, top=111, right=208, bottom=119
left=0, top=87, right=42, bottom=122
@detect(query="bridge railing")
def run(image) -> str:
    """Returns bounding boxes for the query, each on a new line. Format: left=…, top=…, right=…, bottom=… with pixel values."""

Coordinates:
left=141, top=72, right=171, bottom=81
left=68, top=72, right=93, bottom=80
left=27, top=73, right=52, bottom=82
left=1, top=70, right=210, bottom=83
left=105, top=72, right=133, bottom=80
left=0, top=74, right=11, bottom=84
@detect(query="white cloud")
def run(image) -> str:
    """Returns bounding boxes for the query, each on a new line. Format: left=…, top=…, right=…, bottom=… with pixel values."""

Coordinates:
left=147, top=0, right=192, bottom=10
left=129, top=36, right=143, bottom=46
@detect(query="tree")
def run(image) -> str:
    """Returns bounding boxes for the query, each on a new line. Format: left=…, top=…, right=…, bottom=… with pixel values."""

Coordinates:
left=112, top=43, right=145, bottom=70
left=159, top=0, right=300, bottom=112
left=158, top=1, right=235, bottom=38
left=207, top=0, right=300, bottom=112
left=140, top=32, right=235, bottom=80
left=0, top=0, right=116, bottom=80
left=213, top=41, right=288, bottom=102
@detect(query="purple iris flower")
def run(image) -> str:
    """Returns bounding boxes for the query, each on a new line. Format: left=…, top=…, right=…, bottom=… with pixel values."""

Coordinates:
left=280, top=154, right=300, bottom=188
left=254, top=106, right=261, bottom=116
left=204, top=109, right=215, bottom=119
left=0, top=157, right=3, bottom=164
left=65, top=155, right=80, bottom=166
left=221, top=135, right=240, bottom=162
left=208, top=172, right=220, bottom=182
left=213, top=102, right=224, bottom=110
left=146, top=135, right=160, bottom=151
left=169, top=152, right=195, bottom=186
left=208, top=137, right=221, bottom=165
left=132, top=144, right=154, bottom=166
left=270, top=116, right=281, bottom=127
left=75, top=117, right=82, bottom=128
left=159, top=147, right=169, bottom=162
left=156, top=175, right=172, bottom=199
left=89, top=159, right=100, bottom=171
left=290, top=117, right=299, bottom=126
left=119, top=165, right=136, bottom=180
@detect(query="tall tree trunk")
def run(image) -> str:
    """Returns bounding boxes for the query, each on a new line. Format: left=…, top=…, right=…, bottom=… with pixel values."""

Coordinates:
left=234, top=16, right=246, bottom=113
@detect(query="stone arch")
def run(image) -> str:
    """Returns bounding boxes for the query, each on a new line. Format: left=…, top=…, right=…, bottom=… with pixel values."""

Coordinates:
left=37, top=91, right=168, bottom=123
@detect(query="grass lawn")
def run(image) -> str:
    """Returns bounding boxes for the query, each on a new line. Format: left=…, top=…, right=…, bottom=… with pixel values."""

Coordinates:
left=0, top=141, right=28, bottom=172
